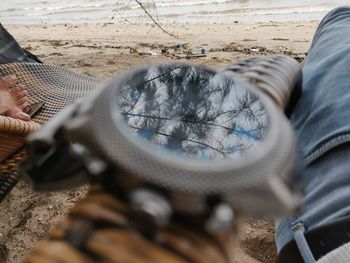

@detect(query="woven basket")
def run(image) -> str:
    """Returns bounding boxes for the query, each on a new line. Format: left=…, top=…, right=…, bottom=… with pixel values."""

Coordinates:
left=0, top=63, right=104, bottom=200
left=0, top=116, right=40, bottom=162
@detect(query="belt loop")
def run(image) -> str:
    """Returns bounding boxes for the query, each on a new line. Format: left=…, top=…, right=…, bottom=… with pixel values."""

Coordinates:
left=290, top=220, right=316, bottom=263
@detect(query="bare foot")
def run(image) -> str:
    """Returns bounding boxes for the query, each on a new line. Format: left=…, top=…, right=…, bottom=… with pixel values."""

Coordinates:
left=0, top=75, right=30, bottom=121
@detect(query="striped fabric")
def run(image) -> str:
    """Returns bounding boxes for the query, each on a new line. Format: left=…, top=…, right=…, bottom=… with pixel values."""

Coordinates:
left=0, top=23, right=41, bottom=64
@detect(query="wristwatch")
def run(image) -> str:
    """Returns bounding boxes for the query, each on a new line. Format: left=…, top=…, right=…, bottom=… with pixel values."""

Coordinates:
left=23, top=59, right=302, bottom=234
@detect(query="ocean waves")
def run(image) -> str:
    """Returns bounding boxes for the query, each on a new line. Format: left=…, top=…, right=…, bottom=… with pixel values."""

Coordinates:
left=0, top=0, right=348, bottom=24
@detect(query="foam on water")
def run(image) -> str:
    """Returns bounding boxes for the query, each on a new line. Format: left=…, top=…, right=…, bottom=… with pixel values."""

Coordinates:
left=0, top=0, right=349, bottom=24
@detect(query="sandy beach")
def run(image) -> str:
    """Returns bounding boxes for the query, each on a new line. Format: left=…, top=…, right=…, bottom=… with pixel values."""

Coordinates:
left=0, top=21, right=319, bottom=263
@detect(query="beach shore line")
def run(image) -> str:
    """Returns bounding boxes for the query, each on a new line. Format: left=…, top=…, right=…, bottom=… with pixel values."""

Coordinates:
left=6, top=21, right=318, bottom=76
left=0, top=21, right=319, bottom=263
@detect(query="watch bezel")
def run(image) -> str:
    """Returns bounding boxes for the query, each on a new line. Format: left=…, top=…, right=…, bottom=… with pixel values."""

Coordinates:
left=83, top=63, right=296, bottom=198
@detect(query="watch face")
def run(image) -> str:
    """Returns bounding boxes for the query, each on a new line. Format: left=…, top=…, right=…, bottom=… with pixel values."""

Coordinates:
left=115, top=64, right=270, bottom=162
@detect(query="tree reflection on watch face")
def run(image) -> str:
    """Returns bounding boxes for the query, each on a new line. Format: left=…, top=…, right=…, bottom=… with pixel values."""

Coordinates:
left=117, top=64, right=270, bottom=161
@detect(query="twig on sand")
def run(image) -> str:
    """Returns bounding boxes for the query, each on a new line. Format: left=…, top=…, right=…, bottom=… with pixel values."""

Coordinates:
left=134, top=0, right=177, bottom=38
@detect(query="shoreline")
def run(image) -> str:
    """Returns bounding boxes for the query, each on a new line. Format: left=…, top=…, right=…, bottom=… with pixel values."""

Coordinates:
left=2, top=19, right=322, bottom=26
left=5, top=21, right=318, bottom=65
left=1, top=16, right=325, bottom=26
left=1, top=18, right=324, bottom=25
left=0, top=21, right=319, bottom=263
left=1, top=3, right=337, bottom=25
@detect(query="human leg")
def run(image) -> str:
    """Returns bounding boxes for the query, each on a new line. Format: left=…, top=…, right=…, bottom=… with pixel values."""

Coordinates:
left=276, top=5, right=350, bottom=257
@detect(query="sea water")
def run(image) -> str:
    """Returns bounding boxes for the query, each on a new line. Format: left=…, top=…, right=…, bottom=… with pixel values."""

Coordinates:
left=0, top=0, right=349, bottom=24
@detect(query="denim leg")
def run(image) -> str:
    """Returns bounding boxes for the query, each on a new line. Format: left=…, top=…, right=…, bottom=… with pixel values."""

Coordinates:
left=275, top=6, right=350, bottom=252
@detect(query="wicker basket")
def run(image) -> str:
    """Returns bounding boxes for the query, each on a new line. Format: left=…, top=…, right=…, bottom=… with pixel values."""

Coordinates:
left=0, top=116, right=40, bottom=162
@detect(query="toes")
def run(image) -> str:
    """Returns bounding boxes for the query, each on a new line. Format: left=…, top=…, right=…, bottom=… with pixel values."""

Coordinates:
left=9, top=84, right=30, bottom=109
left=18, top=102, right=30, bottom=111
left=0, top=77, right=31, bottom=121
left=10, top=84, right=27, bottom=96
left=21, top=103, right=31, bottom=113
left=3, top=75, right=17, bottom=86
left=5, top=108, right=31, bottom=121
left=0, top=75, right=17, bottom=90
left=17, top=90, right=29, bottom=100
left=13, top=87, right=28, bottom=99
left=14, top=112, right=31, bottom=121
left=15, top=96, right=28, bottom=107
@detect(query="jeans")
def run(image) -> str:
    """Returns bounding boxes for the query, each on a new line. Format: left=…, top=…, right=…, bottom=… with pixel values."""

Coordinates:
left=275, top=6, right=350, bottom=252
